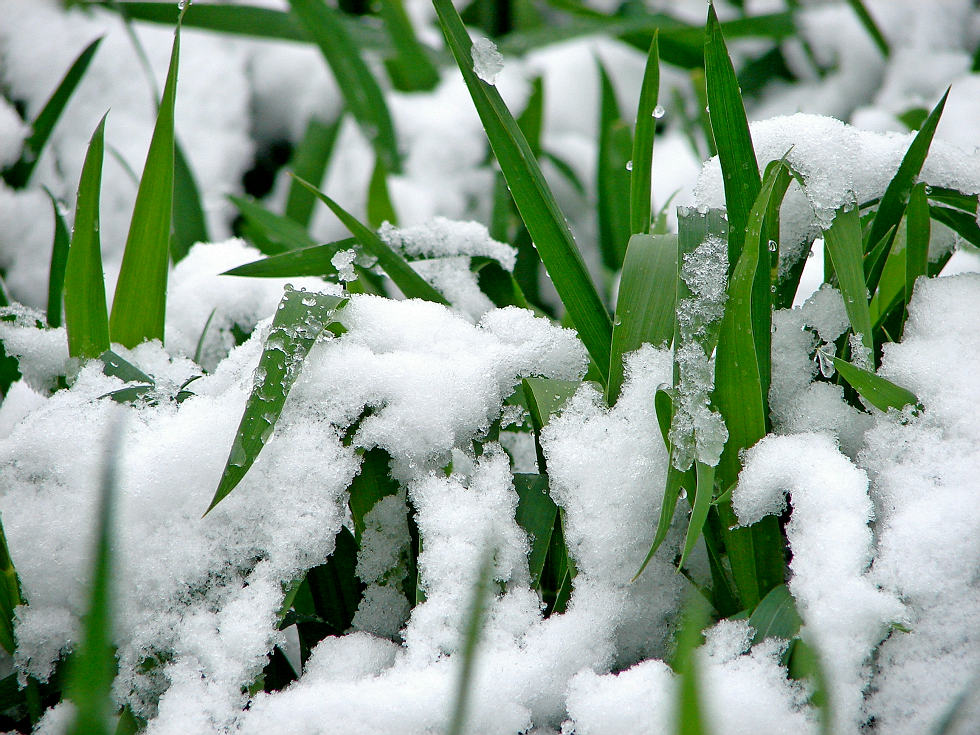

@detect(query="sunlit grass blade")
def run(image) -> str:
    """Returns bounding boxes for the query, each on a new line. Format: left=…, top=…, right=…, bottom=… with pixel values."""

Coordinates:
left=845, top=0, right=890, bottom=58
left=230, top=195, right=318, bottom=252
left=289, top=0, right=401, bottom=174
left=630, top=32, right=660, bottom=236
left=367, top=159, right=397, bottom=228
left=64, top=113, right=110, bottom=359
left=902, top=182, right=930, bottom=335
left=825, top=351, right=919, bottom=412
left=44, top=189, right=71, bottom=329
left=222, top=239, right=356, bottom=279
left=0, top=517, right=24, bottom=657
left=596, top=60, right=632, bottom=271
left=285, top=117, right=341, bottom=228
left=513, top=473, right=560, bottom=589
left=170, top=139, right=209, bottom=262
left=434, top=0, right=613, bottom=383
left=823, top=203, right=874, bottom=352
left=292, top=175, right=449, bottom=304
left=2, top=36, right=103, bottom=189
left=748, top=583, right=802, bottom=644
left=866, top=87, right=949, bottom=252
left=109, top=20, right=182, bottom=348
left=206, top=289, right=347, bottom=513
left=607, top=233, right=676, bottom=404
left=66, top=423, right=121, bottom=735
left=704, top=4, right=761, bottom=263
left=379, top=0, right=440, bottom=92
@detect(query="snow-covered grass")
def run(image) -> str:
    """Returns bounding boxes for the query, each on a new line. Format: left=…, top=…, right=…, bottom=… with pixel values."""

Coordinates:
left=0, top=1, right=978, bottom=734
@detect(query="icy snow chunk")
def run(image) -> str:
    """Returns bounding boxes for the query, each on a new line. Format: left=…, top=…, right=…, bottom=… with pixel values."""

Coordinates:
left=0, top=304, right=68, bottom=393
left=803, top=284, right=849, bottom=344
left=331, top=248, right=357, bottom=282
left=0, top=380, right=46, bottom=438
left=471, top=36, right=504, bottom=84
left=379, top=217, right=516, bottom=270
left=564, top=658, right=674, bottom=734
left=303, top=632, right=400, bottom=683
left=0, top=96, right=28, bottom=168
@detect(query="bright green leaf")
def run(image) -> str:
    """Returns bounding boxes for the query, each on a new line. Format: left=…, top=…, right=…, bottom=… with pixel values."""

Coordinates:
left=630, top=32, right=660, bottom=236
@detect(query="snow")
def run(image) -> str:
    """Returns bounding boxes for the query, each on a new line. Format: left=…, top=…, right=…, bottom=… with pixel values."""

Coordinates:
left=471, top=36, right=504, bottom=85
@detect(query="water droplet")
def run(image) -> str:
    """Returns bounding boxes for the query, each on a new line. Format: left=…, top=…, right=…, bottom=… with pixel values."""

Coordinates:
left=678, top=487, right=688, bottom=500
left=652, top=104, right=665, bottom=119
left=625, top=160, right=633, bottom=172
left=768, top=240, right=778, bottom=252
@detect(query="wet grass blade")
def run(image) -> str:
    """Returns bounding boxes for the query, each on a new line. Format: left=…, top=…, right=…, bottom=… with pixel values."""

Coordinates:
left=630, top=32, right=660, bottom=236
left=230, top=195, right=318, bottom=252
left=379, top=0, right=440, bottom=92
left=64, top=113, right=110, bottom=359
left=704, top=4, right=761, bottom=263
left=206, top=289, right=348, bottom=513
left=826, top=352, right=919, bottom=412
left=170, top=139, right=209, bottom=262
left=44, top=189, right=71, bottom=329
left=513, top=473, right=560, bottom=589
left=285, top=117, right=341, bottom=228
left=845, top=0, right=889, bottom=58
left=679, top=462, right=714, bottom=569
left=902, top=182, right=930, bottom=336
left=748, top=583, right=802, bottom=644
left=434, top=0, right=613, bottom=383
left=607, top=233, right=676, bottom=404
left=0, top=517, right=24, bottom=656
left=823, top=203, right=874, bottom=352
left=596, top=60, right=632, bottom=271
left=109, top=20, right=182, bottom=348
left=2, top=36, right=103, bottom=189
left=289, top=0, right=401, bottom=174
left=866, top=88, right=949, bottom=251
left=222, top=239, right=356, bottom=279
left=292, top=175, right=449, bottom=304
left=348, top=448, right=400, bottom=541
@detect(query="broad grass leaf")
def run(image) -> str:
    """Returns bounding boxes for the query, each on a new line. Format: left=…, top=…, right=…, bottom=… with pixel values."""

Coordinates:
left=230, top=195, right=318, bottom=252
left=513, top=473, right=559, bottom=589
left=522, top=376, right=581, bottom=473
left=630, top=32, right=660, bottom=236
left=596, top=60, right=632, bottom=271
left=348, top=448, right=399, bottom=542
left=826, top=352, right=919, bottom=413
left=673, top=596, right=713, bottom=735
left=823, top=203, right=874, bottom=352
left=748, top=583, right=802, bottom=644
left=221, top=239, right=356, bottom=279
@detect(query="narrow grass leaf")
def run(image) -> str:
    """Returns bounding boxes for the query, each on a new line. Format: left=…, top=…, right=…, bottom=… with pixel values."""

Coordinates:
left=924, top=186, right=978, bottom=213
left=748, top=583, right=802, bottom=644
left=289, top=0, right=401, bottom=173
left=679, top=461, right=715, bottom=568
left=823, top=203, right=874, bottom=351
left=788, top=639, right=832, bottom=735
left=44, top=189, right=71, bottom=328
left=99, top=350, right=154, bottom=385
left=673, top=596, right=713, bottom=735
left=517, top=77, right=544, bottom=157
left=378, top=0, right=440, bottom=91
left=2, top=37, right=103, bottom=188
left=285, top=117, right=341, bottom=228
left=596, top=60, right=632, bottom=271
left=348, top=448, right=399, bottom=541
left=522, top=376, right=581, bottom=472
left=630, top=32, right=660, bottom=236
left=826, top=352, right=919, bottom=412
left=206, top=289, right=347, bottom=513
left=928, top=204, right=980, bottom=249
left=704, top=4, right=761, bottom=263
left=367, top=158, right=397, bottom=228
left=607, top=233, right=676, bottom=404
left=433, top=0, right=613, bottom=383
left=513, top=473, right=559, bottom=589
left=292, top=175, right=449, bottom=304
left=902, top=182, right=930, bottom=335
left=64, top=113, right=110, bottom=359
left=222, top=239, right=355, bottom=279
left=0, top=518, right=24, bottom=656
left=845, top=0, right=890, bottom=58
left=170, top=139, right=209, bottom=262
left=230, top=195, right=318, bottom=252
left=109, top=22, right=181, bottom=348
left=866, top=88, right=949, bottom=251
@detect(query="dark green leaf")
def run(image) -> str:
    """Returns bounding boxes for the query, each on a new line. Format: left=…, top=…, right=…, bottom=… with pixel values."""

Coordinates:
left=902, top=182, right=930, bottom=335
left=99, top=349, right=154, bottom=385
left=0, top=517, right=24, bottom=656
left=679, top=461, right=714, bottom=568
left=513, top=473, right=559, bottom=589
left=748, top=583, right=802, bottom=644
left=596, top=60, right=632, bottom=271
left=44, top=189, right=71, bottom=328
left=517, top=77, right=544, bottom=157
left=630, top=32, right=660, bottom=236
left=170, top=139, right=209, bottom=262
left=928, top=204, right=980, bottom=250
left=826, top=352, right=919, bottom=413
left=379, top=0, right=440, bottom=91
left=285, top=117, right=341, bottom=228
left=230, top=195, right=318, bottom=253
left=845, top=0, right=890, bottom=58
left=348, top=448, right=399, bottom=541
left=222, top=239, right=355, bottom=279
left=823, top=203, right=874, bottom=352
left=367, top=159, right=397, bottom=228
left=522, top=376, right=581, bottom=473
left=673, top=596, right=713, bottom=735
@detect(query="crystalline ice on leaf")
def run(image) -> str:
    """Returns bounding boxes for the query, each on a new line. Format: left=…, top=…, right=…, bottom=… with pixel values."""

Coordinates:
left=471, top=36, right=504, bottom=85
left=652, top=104, right=665, bottom=119
left=816, top=343, right=836, bottom=378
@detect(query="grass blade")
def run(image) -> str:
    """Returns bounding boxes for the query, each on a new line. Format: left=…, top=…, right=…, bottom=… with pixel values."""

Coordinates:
left=522, top=376, right=581, bottom=472
left=748, top=583, right=802, bottom=644
left=607, top=233, right=676, bottom=404
left=513, top=473, right=560, bottom=590
left=0, top=517, right=24, bottom=657
left=902, top=182, right=930, bottom=335
left=823, top=203, right=874, bottom=352
left=109, top=19, right=182, bottom=348
left=679, top=461, right=714, bottom=568
left=928, top=204, right=980, bottom=250
left=825, top=352, right=919, bottom=412
left=367, top=159, right=397, bottom=228
left=673, top=596, right=713, bottom=735
left=866, top=88, right=949, bottom=251
left=207, top=288, right=347, bottom=513
left=704, top=4, right=761, bottom=264
left=64, top=113, right=110, bottom=359
left=596, top=60, right=632, bottom=271
left=378, top=0, right=440, bottom=92
left=348, top=448, right=400, bottom=541
left=222, top=239, right=356, bottom=279
left=292, top=175, right=449, bottom=304
left=44, top=189, right=71, bottom=329
left=630, top=32, right=660, bottom=236
left=433, top=0, right=613, bottom=383
left=170, top=139, right=209, bottom=262
left=230, top=195, right=318, bottom=252
left=2, top=37, right=103, bottom=189
left=289, top=0, right=401, bottom=174
left=285, top=117, right=341, bottom=228
left=845, top=0, right=890, bottom=58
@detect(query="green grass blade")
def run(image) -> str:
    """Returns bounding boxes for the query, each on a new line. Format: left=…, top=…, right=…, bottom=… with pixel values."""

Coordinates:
left=230, top=195, right=318, bottom=252
left=206, top=289, right=347, bottom=513
left=928, top=204, right=980, bottom=250
left=66, top=424, right=121, bottom=735
left=348, top=448, right=399, bottom=541
left=367, top=159, right=397, bottom=228
left=285, top=117, right=341, bottom=228
left=704, top=4, right=761, bottom=264
left=433, top=0, right=613, bottom=383
left=289, top=0, right=401, bottom=174
left=379, top=0, right=440, bottom=92
left=673, top=596, right=713, bottom=735
left=866, top=87, right=949, bottom=251
left=845, top=0, right=890, bottom=58
left=679, top=461, right=714, bottom=568
left=517, top=77, right=544, bottom=157
left=748, top=583, right=802, bottom=644
left=522, top=376, right=581, bottom=472
left=2, top=36, right=103, bottom=189
left=44, top=189, right=71, bottom=329
left=109, top=20, right=182, bottom=348
left=902, top=182, right=930, bottom=336
left=630, top=32, right=660, bottom=236
left=823, top=203, right=874, bottom=352
left=170, top=139, right=209, bottom=262
left=607, top=233, right=676, bottom=404
left=64, top=113, right=110, bottom=359
left=0, top=517, right=24, bottom=657
left=292, top=175, right=449, bottom=304
left=513, top=473, right=559, bottom=590
left=826, top=352, right=919, bottom=412
left=788, top=639, right=832, bottom=735
left=596, top=60, right=632, bottom=272
left=222, top=239, right=356, bottom=279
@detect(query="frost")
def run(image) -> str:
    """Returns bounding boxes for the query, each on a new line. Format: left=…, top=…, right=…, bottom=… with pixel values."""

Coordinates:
left=471, top=36, right=504, bottom=84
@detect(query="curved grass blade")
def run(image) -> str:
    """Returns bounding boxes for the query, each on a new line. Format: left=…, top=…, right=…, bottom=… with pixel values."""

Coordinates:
left=222, top=239, right=356, bottom=279
left=824, top=351, right=919, bottom=412
left=206, top=288, right=347, bottom=513
left=748, top=583, right=802, bottom=645
left=379, top=0, right=440, bottom=92
left=607, top=233, right=676, bottom=404
left=434, top=0, right=613, bottom=382
left=285, top=117, right=341, bottom=228
left=866, top=87, right=949, bottom=251
left=902, top=182, right=930, bottom=335
left=679, top=461, right=714, bottom=569
left=823, top=203, right=874, bottom=352
left=513, top=473, right=559, bottom=589
left=292, top=175, right=449, bottom=304
left=845, top=0, right=889, bottom=58
left=289, top=0, right=401, bottom=174
left=170, top=138, right=209, bottom=262
left=44, top=189, right=71, bottom=329
left=230, top=195, right=318, bottom=252
left=928, top=204, right=980, bottom=250
left=348, top=448, right=399, bottom=541
left=0, top=517, right=24, bottom=656
left=630, top=32, right=660, bottom=236
left=704, top=4, right=761, bottom=264
left=788, top=639, right=832, bottom=735
left=109, top=19, right=182, bottom=348
left=596, top=60, right=632, bottom=271
left=64, top=113, right=110, bottom=359
left=2, top=36, right=103, bottom=189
